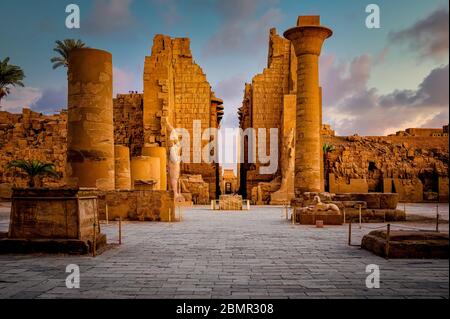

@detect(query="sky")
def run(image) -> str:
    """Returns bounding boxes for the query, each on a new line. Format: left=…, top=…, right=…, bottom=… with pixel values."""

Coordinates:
left=0, top=0, right=448, bottom=138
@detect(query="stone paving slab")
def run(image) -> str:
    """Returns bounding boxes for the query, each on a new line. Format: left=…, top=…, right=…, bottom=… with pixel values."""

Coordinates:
left=0, top=205, right=448, bottom=299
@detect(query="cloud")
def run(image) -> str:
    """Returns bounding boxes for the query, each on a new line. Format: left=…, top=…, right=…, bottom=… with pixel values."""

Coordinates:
left=1, top=87, right=42, bottom=113
left=213, top=73, right=248, bottom=128
left=1, top=86, right=68, bottom=115
left=113, top=66, right=142, bottom=96
left=83, top=0, right=135, bottom=35
left=1, top=67, right=143, bottom=114
left=379, top=64, right=449, bottom=108
left=203, top=0, right=283, bottom=58
left=321, top=56, right=449, bottom=136
left=31, top=87, right=67, bottom=114
left=321, top=7, right=449, bottom=135
left=389, top=6, right=449, bottom=61
left=149, top=0, right=180, bottom=26
left=320, top=54, right=372, bottom=106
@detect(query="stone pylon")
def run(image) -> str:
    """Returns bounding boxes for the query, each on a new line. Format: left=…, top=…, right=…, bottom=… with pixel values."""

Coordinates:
left=66, top=48, right=115, bottom=190
left=284, top=16, right=332, bottom=195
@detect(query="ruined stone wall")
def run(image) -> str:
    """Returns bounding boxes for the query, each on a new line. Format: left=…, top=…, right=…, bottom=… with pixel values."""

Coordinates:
left=180, top=174, right=210, bottom=205
left=324, top=135, right=449, bottom=202
left=113, top=93, right=144, bottom=157
left=244, top=29, right=292, bottom=197
left=143, top=35, right=175, bottom=148
left=143, top=35, right=218, bottom=200
left=172, top=38, right=217, bottom=200
left=0, top=109, right=66, bottom=191
left=237, top=84, right=252, bottom=198
left=393, top=127, right=448, bottom=137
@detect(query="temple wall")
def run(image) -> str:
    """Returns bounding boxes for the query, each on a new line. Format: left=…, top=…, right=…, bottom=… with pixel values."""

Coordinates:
left=143, top=35, right=175, bottom=148
left=113, top=93, right=144, bottom=157
left=143, top=35, right=218, bottom=200
left=0, top=109, right=67, bottom=192
left=244, top=29, right=292, bottom=197
left=325, top=135, right=449, bottom=202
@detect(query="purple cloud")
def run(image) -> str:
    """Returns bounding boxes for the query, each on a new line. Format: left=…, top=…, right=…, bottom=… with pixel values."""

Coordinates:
left=389, top=6, right=449, bottom=61
left=379, top=64, right=449, bottom=108
left=31, top=87, right=67, bottom=114
left=83, top=0, right=135, bottom=35
left=321, top=58, right=449, bottom=136
left=203, top=0, right=283, bottom=58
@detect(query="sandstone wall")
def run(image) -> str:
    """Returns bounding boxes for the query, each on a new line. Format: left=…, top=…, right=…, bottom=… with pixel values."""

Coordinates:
left=0, top=109, right=66, bottom=191
left=243, top=29, right=293, bottom=197
left=143, top=35, right=175, bottom=148
left=113, top=93, right=144, bottom=157
left=325, top=135, right=449, bottom=202
left=143, top=35, right=218, bottom=200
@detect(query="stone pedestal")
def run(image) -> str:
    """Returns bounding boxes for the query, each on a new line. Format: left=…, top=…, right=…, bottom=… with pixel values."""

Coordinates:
left=0, top=188, right=106, bottom=254
left=219, top=195, right=243, bottom=211
left=294, top=209, right=343, bottom=225
left=284, top=16, right=332, bottom=195
left=66, top=48, right=115, bottom=191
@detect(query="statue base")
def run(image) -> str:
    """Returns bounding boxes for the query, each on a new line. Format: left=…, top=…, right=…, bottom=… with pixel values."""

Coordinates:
left=293, top=208, right=343, bottom=225
left=291, top=192, right=343, bottom=225
left=270, top=190, right=295, bottom=205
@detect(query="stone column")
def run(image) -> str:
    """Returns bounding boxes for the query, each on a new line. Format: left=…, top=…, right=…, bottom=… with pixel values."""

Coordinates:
left=67, top=48, right=115, bottom=190
left=284, top=16, right=332, bottom=195
left=114, top=145, right=131, bottom=190
left=142, top=146, right=167, bottom=190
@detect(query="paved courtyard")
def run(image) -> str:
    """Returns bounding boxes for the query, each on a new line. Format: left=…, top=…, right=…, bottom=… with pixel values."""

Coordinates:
left=0, top=203, right=448, bottom=299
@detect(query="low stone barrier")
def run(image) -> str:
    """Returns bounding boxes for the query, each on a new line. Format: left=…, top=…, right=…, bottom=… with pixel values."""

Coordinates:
left=362, top=230, right=449, bottom=259
left=98, top=190, right=175, bottom=222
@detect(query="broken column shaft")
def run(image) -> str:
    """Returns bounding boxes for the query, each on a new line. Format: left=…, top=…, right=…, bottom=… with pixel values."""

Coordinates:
left=66, top=48, right=115, bottom=190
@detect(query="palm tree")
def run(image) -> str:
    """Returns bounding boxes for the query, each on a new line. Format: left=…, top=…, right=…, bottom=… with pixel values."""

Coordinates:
left=7, top=160, right=59, bottom=188
left=51, top=39, right=87, bottom=70
left=323, top=143, right=335, bottom=191
left=0, top=57, right=25, bottom=108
